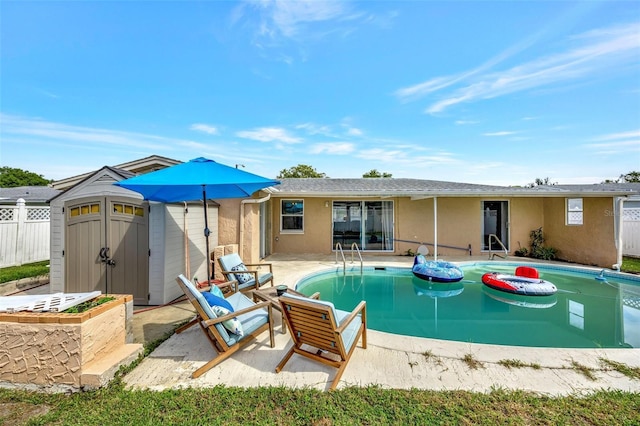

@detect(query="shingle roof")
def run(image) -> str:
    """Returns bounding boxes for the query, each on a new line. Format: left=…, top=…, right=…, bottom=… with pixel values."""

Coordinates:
left=0, top=186, right=62, bottom=203
left=265, top=179, right=639, bottom=198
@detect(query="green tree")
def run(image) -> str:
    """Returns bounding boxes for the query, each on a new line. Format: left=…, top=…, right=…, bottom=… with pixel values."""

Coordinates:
left=362, top=169, right=392, bottom=178
left=277, top=164, right=327, bottom=178
left=603, top=171, right=640, bottom=183
left=0, top=167, right=52, bottom=188
left=525, top=177, right=556, bottom=188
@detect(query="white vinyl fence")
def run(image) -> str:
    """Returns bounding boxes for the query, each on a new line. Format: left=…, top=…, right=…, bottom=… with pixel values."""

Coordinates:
left=0, top=199, right=51, bottom=268
left=623, top=208, right=640, bottom=258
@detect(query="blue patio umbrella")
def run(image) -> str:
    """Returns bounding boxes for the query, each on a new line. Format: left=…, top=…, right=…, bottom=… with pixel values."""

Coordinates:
left=115, top=157, right=279, bottom=283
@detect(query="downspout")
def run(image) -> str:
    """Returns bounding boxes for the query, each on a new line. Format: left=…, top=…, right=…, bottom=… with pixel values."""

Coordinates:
left=239, top=193, right=271, bottom=259
left=184, top=202, right=190, bottom=279
left=433, top=197, right=438, bottom=260
left=614, top=197, right=624, bottom=270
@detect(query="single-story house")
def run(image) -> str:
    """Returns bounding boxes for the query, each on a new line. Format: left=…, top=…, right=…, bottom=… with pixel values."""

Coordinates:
left=252, top=179, right=638, bottom=269
left=47, top=155, right=639, bottom=305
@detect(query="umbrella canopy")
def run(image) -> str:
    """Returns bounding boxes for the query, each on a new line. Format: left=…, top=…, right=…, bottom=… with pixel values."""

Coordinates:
left=115, top=157, right=279, bottom=283
left=114, top=157, right=279, bottom=203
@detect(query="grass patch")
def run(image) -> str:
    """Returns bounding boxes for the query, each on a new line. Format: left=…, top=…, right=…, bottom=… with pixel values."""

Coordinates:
left=622, top=256, right=640, bottom=274
left=462, top=353, right=484, bottom=370
left=498, top=359, right=541, bottom=370
left=600, top=358, right=640, bottom=380
left=1, top=386, right=639, bottom=425
left=422, top=350, right=435, bottom=361
left=63, top=296, right=115, bottom=313
left=0, top=260, right=49, bottom=284
left=570, top=360, right=597, bottom=381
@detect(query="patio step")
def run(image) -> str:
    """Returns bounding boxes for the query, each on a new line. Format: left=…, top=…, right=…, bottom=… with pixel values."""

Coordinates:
left=81, top=343, right=144, bottom=390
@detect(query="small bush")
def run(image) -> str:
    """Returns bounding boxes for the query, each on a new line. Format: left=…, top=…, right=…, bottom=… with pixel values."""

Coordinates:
left=63, top=296, right=115, bottom=313
left=514, top=247, right=528, bottom=257
left=529, top=227, right=557, bottom=260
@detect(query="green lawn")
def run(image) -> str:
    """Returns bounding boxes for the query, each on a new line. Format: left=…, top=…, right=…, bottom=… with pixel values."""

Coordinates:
left=622, top=256, right=640, bottom=274
left=0, top=260, right=49, bottom=284
left=1, top=382, right=639, bottom=425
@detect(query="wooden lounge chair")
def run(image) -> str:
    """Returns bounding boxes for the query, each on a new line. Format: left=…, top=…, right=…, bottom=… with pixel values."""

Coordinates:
left=276, top=293, right=367, bottom=390
left=175, top=274, right=274, bottom=378
left=218, top=253, right=274, bottom=292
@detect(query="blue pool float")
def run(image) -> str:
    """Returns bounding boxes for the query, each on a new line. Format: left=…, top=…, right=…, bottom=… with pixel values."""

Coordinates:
left=412, top=254, right=464, bottom=283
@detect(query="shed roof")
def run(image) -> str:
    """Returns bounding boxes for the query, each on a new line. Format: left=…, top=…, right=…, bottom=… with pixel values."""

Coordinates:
left=265, top=178, right=639, bottom=198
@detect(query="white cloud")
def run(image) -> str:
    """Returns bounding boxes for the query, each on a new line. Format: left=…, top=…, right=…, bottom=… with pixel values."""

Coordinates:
left=395, top=21, right=640, bottom=114
left=355, top=148, right=459, bottom=166
left=585, top=129, right=640, bottom=154
left=455, top=120, right=480, bottom=126
left=309, top=142, right=355, bottom=155
left=0, top=113, right=193, bottom=151
left=190, top=123, right=219, bottom=135
left=238, top=0, right=359, bottom=41
left=591, top=129, right=640, bottom=141
left=483, top=131, right=517, bottom=137
left=295, top=122, right=334, bottom=136
left=236, top=126, right=301, bottom=143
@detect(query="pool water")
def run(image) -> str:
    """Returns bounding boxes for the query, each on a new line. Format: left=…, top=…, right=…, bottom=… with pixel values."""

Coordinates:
left=295, top=263, right=640, bottom=348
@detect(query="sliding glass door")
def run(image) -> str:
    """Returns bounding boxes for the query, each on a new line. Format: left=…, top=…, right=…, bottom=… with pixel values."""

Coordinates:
left=332, top=201, right=394, bottom=251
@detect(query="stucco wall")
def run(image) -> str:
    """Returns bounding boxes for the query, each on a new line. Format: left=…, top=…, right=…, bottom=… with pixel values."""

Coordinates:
left=0, top=296, right=130, bottom=388
left=543, top=197, right=617, bottom=267
left=510, top=198, right=545, bottom=253
left=217, top=198, right=266, bottom=264
left=217, top=199, right=240, bottom=249
left=272, top=198, right=334, bottom=254
left=265, top=195, right=618, bottom=267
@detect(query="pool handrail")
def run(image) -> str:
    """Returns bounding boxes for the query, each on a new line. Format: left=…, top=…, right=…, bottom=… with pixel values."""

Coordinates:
left=335, top=242, right=346, bottom=274
left=488, top=234, right=508, bottom=260
left=351, top=242, right=363, bottom=273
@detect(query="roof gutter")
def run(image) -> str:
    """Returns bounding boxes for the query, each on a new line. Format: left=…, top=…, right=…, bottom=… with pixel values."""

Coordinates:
left=263, top=191, right=636, bottom=199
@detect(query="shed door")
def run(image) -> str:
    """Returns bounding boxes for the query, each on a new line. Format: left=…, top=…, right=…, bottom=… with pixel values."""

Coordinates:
left=65, top=197, right=149, bottom=304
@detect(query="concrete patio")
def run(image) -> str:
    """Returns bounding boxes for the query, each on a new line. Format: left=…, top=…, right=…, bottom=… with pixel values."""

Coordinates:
left=123, top=254, right=640, bottom=395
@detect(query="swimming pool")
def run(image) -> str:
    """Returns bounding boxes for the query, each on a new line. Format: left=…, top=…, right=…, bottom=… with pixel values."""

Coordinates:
left=295, top=262, right=640, bottom=348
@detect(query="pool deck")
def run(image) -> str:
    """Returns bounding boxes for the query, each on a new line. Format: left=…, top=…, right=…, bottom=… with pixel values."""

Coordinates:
left=123, top=254, right=640, bottom=394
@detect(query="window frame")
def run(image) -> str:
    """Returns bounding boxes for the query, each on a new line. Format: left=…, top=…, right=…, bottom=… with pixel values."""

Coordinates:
left=280, top=199, right=304, bottom=234
left=566, top=198, right=583, bottom=226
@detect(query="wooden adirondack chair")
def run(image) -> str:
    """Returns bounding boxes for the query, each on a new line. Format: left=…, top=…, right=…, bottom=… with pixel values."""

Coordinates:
left=217, top=253, right=274, bottom=292
left=175, top=274, right=274, bottom=378
left=276, top=293, right=367, bottom=390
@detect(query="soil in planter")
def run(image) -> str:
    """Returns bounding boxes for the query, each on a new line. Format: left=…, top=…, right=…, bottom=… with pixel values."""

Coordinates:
left=63, top=297, right=115, bottom=314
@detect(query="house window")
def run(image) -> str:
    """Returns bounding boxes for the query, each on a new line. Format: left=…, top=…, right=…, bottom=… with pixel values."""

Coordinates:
left=567, top=198, right=583, bottom=225
left=281, top=200, right=303, bottom=233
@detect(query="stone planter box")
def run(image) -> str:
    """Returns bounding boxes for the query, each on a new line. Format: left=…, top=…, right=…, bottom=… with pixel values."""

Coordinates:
left=0, top=294, right=143, bottom=392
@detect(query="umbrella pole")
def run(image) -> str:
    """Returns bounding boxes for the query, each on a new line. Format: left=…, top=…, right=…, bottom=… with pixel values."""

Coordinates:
left=203, top=187, right=211, bottom=285
left=184, top=202, right=190, bottom=281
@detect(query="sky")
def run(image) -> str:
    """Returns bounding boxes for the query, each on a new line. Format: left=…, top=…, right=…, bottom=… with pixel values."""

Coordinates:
left=1, top=1, right=639, bottom=186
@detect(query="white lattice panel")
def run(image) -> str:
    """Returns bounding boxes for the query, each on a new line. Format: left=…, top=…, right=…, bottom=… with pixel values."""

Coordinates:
left=26, top=207, right=50, bottom=221
left=0, top=291, right=102, bottom=313
left=624, top=297, right=640, bottom=310
left=0, top=208, right=16, bottom=222
left=623, top=208, right=640, bottom=222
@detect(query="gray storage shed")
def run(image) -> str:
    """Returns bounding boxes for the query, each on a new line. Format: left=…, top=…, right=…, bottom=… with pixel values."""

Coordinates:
left=49, top=166, right=218, bottom=305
